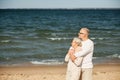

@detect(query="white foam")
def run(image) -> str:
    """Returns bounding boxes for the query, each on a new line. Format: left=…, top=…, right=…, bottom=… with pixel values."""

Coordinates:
left=47, top=37, right=71, bottom=41
left=91, top=37, right=96, bottom=40
left=1, top=40, right=10, bottom=43
left=98, top=38, right=104, bottom=40
left=30, top=60, right=64, bottom=65
left=91, top=37, right=105, bottom=40
left=31, top=61, right=45, bottom=64
left=107, top=54, right=120, bottom=58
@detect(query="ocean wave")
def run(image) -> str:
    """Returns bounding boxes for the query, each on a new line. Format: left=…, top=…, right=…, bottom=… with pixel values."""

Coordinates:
left=90, top=37, right=96, bottom=40
left=30, top=59, right=64, bottom=65
left=47, top=37, right=71, bottom=41
left=1, top=40, right=11, bottom=43
left=98, top=38, right=104, bottom=40
left=91, top=37, right=105, bottom=40
left=106, top=54, right=120, bottom=58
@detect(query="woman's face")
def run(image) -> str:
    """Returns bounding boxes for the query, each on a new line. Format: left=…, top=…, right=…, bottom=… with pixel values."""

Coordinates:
left=71, top=40, right=77, bottom=47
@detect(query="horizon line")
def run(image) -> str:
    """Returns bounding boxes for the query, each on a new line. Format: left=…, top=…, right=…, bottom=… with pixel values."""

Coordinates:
left=0, top=7, right=120, bottom=10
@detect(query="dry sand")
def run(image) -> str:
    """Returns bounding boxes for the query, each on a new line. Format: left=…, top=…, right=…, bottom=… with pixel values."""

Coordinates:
left=0, top=64, right=120, bottom=80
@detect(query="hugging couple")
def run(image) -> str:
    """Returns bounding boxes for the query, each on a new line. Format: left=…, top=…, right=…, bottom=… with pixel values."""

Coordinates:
left=65, top=28, right=94, bottom=80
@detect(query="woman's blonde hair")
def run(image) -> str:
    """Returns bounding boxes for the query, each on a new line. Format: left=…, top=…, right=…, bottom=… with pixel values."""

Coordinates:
left=73, top=37, right=82, bottom=46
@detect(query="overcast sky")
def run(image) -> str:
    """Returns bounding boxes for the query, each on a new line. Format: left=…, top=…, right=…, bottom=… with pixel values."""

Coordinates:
left=0, top=0, right=120, bottom=9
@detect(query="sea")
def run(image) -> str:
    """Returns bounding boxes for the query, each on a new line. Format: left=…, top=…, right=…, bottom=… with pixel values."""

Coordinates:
left=0, top=9, right=120, bottom=66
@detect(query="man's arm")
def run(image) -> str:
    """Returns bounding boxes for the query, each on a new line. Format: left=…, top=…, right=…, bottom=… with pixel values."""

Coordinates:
left=71, top=42, right=93, bottom=62
left=74, top=43, right=94, bottom=57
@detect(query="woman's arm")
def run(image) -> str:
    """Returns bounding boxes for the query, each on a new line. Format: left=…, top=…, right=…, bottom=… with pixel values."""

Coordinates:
left=70, top=47, right=82, bottom=62
left=65, top=47, right=74, bottom=62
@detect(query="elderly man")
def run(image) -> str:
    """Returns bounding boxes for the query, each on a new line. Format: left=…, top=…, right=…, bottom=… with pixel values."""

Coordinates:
left=70, top=28, right=94, bottom=80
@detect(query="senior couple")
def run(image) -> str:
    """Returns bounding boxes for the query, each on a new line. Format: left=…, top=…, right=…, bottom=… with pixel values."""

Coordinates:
left=65, top=28, right=94, bottom=80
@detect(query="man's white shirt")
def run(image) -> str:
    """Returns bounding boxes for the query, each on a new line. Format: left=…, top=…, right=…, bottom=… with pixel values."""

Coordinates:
left=74, top=39, right=94, bottom=68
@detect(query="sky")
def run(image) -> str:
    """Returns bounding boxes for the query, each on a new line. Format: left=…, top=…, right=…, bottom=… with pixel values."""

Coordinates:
left=0, top=0, right=120, bottom=9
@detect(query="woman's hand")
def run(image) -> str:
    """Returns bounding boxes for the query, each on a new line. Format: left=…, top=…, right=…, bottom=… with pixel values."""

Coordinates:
left=69, top=50, right=76, bottom=62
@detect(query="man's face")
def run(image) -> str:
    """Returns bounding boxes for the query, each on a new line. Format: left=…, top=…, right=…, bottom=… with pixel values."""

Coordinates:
left=78, top=29, right=87, bottom=39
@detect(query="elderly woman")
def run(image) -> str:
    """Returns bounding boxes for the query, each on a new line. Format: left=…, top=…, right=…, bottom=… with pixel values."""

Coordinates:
left=65, top=37, right=83, bottom=80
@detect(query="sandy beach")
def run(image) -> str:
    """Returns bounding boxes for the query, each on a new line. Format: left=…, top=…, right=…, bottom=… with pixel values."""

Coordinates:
left=0, top=63, right=120, bottom=80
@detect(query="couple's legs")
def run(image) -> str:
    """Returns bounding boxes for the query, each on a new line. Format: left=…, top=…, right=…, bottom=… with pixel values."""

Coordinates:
left=66, top=68, right=81, bottom=80
left=80, top=68, right=93, bottom=80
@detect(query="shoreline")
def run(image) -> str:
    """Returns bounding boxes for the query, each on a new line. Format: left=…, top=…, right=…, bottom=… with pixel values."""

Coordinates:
left=0, top=57, right=120, bottom=66
left=0, top=63, right=120, bottom=80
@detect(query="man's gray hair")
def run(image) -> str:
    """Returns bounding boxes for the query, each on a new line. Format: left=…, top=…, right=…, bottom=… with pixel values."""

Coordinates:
left=81, top=27, right=90, bottom=34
